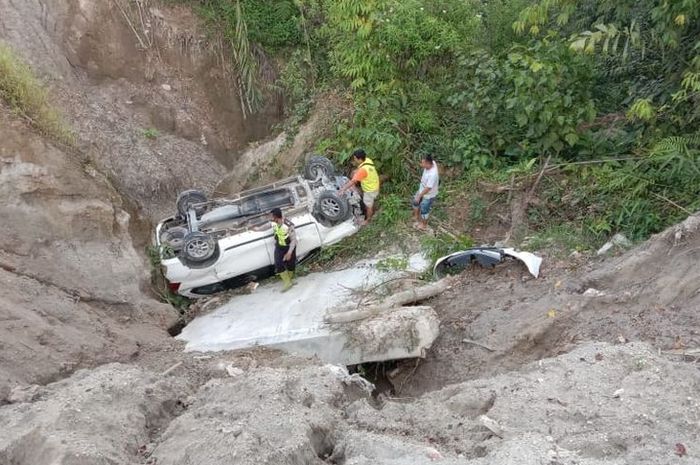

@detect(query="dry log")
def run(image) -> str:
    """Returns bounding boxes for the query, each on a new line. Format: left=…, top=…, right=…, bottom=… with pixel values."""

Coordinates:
left=325, top=277, right=454, bottom=324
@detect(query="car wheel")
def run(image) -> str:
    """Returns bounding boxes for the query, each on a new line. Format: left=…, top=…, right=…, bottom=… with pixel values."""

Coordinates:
left=316, top=190, right=350, bottom=223
left=304, top=155, right=335, bottom=181
left=160, top=226, right=188, bottom=251
left=182, top=231, right=218, bottom=263
left=176, top=189, right=208, bottom=218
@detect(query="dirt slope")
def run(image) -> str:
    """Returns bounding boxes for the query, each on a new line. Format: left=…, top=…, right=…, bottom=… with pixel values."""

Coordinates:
left=0, top=0, right=284, bottom=399
left=396, top=213, right=700, bottom=396
left=2, top=1, right=700, bottom=464
left=0, top=114, right=175, bottom=400
left=0, top=0, right=281, bottom=220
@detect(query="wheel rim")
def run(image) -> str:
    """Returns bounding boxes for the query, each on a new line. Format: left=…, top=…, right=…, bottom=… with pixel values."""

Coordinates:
left=186, top=238, right=212, bottom=259
left=321, top=198, right=341, bottom=217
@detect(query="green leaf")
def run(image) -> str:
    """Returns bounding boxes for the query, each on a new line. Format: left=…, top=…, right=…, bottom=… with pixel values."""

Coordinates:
left=565, top=133, right=579, bottom=146
left=516, top=113, right=528, bottom=127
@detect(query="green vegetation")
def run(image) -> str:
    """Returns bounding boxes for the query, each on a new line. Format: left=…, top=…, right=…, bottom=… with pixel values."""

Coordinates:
left=376, top=256, right=408, bottom=272
left=146, top=245, right=191, bottom=311
left=182, top=0, right=700, bottom=254
left=0, top=42, right=74, bottom=144
left=142, top=127, right=160, bottom=139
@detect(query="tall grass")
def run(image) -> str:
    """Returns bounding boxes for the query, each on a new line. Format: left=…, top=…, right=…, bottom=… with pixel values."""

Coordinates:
left=0, top=42, right=74, bottom=144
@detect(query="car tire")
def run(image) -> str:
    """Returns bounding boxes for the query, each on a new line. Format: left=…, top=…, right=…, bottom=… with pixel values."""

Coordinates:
left=304, top=155, right=335, bottom=181
left=176, top=189, right=207, bottom=218
left=160, top=226, right=188, bottom=252
left=315, top=190, right=350, bottom=223
left=182, top=231, right=218, bottom=263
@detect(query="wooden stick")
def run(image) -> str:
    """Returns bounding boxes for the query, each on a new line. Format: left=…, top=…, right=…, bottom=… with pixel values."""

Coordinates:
left=161, top=361, right=183, bottom=376
left=325, top=278, right=453, bottom=323
left=525, top=154, right=552, bottom=202
left=111, top=0, right=147, bottom=50
left=651, top=192, right=693, bottom=215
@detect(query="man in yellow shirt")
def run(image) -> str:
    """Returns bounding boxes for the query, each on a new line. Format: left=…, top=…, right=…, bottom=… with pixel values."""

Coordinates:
left=339, top=149, right=380, bottom=225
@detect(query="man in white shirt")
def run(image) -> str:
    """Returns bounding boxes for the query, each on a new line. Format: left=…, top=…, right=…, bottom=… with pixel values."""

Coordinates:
left=412, top=154, right=439, bottom=230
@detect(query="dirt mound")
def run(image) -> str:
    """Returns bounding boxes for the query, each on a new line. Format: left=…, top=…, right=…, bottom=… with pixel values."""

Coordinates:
left=398, top=213, right=700, bottom=396
left=2, top=343, right=696, bottom=464
left=0, top=364, right=191, bottom=465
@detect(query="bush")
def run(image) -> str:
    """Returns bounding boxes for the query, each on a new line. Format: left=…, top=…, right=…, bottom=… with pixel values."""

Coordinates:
left=0, top=42, right=74, bottom=144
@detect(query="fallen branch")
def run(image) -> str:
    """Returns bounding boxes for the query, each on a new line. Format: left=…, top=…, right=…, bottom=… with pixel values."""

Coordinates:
left=325, top=278, right=454, bottom=324
left=111, top=0, right=148, bottom=50
left=356, top=277, right=423, bottom=308
left=651, top=192, right=693, bottom=216
left=662, top=348, right=700, bottom=356
left=504, top=154, right=551, bottom=244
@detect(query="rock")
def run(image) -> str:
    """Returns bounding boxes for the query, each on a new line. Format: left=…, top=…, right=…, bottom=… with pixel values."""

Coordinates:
left=596, top=241, right=615, bottom=256
left=583, top=288, right=605, bottom=297
left=8, top=384, right=40, bottom=403
left=612, top=233, right=631, bottom=247
left=611, top=388, right=624, bottom=398
left=161, top=83, right=172, bottom=91
left=225, top=365, right=244, bottom=377
left=597, top=233, right=632, bottom=256
left=479, top=414, right=504, bottom=438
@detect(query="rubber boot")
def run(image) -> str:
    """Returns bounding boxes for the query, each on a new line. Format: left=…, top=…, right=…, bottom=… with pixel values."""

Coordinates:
left=289, top=271, right=297, bottom=287
left=279, top=271, right=293, bottom=292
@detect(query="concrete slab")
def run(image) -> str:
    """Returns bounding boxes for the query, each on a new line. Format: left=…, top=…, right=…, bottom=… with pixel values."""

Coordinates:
left=176, top=255, right=439, bottom=365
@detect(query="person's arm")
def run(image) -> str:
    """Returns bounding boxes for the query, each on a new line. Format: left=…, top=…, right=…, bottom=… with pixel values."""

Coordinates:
left=415, top=171, right=435, bottom=201
left=338, top=178, right=357, bottom=193
left=339, top=168, right=367, bottom=193
left=283, top=224, right=297, bottom=259
left=252, top=221, right=274, bottom=232
left=416, top=186, right=431, bottom=201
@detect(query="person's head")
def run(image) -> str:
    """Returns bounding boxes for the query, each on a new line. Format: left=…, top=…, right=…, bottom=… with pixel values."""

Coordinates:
left=351, top=149, right=366, bottom=166
left=270, top=207, right=283, bottom=224
left=420, top=154, right=434, bottom=170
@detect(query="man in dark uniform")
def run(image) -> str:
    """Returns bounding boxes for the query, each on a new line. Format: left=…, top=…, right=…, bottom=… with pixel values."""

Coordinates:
left=270, top=208, right=297, bottom=292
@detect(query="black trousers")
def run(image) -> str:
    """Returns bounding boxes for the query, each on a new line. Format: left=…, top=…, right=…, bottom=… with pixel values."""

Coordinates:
left=274, top=245, right=297, bottom=273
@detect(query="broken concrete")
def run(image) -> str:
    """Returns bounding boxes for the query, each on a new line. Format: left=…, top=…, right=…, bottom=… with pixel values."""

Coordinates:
left=178, top=257, right=439, bottom=365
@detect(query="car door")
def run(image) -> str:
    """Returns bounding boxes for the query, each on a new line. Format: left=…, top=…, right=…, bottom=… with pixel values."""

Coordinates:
left=264, top=213, right=322, bottom=261
left=294, top=214, right=323, bottom=258
left=215, top=230, right=274, bottom=281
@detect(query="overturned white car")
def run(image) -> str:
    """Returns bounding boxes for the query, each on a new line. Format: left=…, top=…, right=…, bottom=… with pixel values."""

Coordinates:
left=155, top=156, right=362, bottom=297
